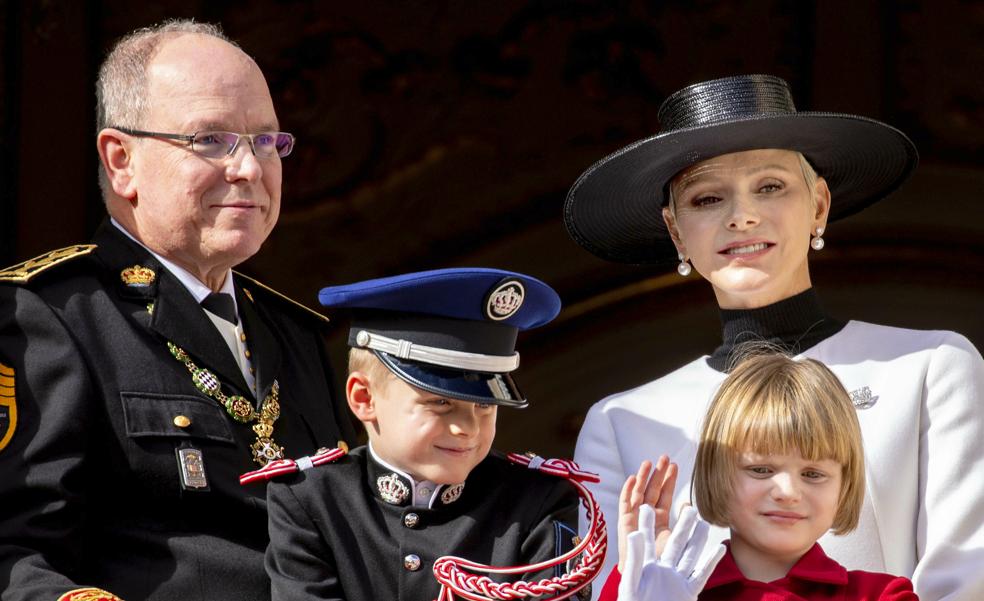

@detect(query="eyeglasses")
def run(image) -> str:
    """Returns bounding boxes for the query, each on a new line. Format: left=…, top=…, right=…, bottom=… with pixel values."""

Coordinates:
left=113, top=127, right=296, bottom=159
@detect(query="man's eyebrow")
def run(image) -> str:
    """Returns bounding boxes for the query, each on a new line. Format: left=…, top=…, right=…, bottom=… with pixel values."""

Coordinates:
left=186, top=121, right=281, bottom=132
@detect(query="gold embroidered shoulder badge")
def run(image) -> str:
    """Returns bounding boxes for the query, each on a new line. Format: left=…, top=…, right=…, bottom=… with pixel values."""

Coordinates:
left=0, top=362, right=15, bottom=453
left=0, top=245, right=97, bottom=283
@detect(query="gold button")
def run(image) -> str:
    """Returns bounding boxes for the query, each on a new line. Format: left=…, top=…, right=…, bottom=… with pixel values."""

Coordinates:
left=337, top=440, right=349, bottom=452
left=249, top=367, right=256, bottom=374
left=240, top=333, right=246, bottom=342
left=173, top=415, right=191, bottom=428
left=244, top=350, right=252, bottom=359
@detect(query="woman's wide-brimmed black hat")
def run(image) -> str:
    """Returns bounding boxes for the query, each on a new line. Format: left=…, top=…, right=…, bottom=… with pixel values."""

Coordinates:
left=563, top=74, right=919, bottom=265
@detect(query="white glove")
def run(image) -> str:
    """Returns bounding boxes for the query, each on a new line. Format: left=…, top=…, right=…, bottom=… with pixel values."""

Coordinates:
left=617, top=504, right=726, bottom=601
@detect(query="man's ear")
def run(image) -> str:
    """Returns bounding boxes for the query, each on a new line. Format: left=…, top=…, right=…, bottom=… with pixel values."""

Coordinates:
left=346, top=371, right=376, bottom=424
left=97, top=128, right=138, bottom=200
left=662, top=206, right=686, bottom=257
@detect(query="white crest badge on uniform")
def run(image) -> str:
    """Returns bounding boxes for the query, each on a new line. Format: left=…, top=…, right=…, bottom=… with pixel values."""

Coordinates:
left=0, top=362, right=16, bottom=453
left=849, top=386, right=879, bottom=410
left=484, top=279, right=525, bottom=321
left=440, top=482, right=465, bottom=505
left=377, top=473, right=410, bottom=505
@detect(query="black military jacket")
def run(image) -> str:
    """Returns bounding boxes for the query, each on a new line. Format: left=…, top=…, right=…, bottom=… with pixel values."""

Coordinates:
left=0, top=222, right=355, bottom=601
left=264, top=446, right=579, bottom=601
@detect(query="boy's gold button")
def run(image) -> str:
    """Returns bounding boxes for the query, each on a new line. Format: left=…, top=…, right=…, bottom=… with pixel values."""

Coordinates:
left=173, top=415, right=191, bottom=428
left=404, top=513, right=419, bottom=528
left=403, top=554, right=421, bottom=571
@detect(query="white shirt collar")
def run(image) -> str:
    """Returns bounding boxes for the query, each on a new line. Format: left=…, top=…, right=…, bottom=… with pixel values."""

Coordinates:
left=110, top=218, right=237, bottom=309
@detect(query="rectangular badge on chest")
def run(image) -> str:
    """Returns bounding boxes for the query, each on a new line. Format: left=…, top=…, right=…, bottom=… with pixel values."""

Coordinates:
left=176, top=444, right=209, bottom=491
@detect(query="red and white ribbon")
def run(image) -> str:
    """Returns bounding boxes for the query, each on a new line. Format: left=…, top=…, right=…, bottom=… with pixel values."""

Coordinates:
left=504, top=454, right=601, bottom=484
left=431, top=454, right=607, bottom=601
left=239, top=446, right=347, bottom=485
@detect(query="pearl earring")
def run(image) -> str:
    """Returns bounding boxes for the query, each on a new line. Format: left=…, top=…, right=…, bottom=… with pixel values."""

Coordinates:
left=677, top=252, right=692, bottom=276
left=811, top=226, right=825, bottom=251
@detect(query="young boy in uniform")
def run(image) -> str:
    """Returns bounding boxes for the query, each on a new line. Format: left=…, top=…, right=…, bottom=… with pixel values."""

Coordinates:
left=245, top=268, right=590, bottom=600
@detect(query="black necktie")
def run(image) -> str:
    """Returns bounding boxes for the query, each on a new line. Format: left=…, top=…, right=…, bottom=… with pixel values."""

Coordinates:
left=202, top=292, right=238, bottom=326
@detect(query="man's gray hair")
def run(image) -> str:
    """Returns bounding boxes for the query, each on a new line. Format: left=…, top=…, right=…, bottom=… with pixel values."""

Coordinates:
left=95, top=19, right=238, bottom=132
left=95, top=19, right=240, bottom=199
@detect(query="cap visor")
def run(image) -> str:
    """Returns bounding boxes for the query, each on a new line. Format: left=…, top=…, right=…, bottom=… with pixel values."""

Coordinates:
left=374, top=351, right=527, bottom=408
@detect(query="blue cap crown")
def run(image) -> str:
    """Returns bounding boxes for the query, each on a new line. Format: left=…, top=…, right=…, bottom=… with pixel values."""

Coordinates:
left=318, top=268, right=561, bottom=408
left=318, top=267, right=560, bottom=330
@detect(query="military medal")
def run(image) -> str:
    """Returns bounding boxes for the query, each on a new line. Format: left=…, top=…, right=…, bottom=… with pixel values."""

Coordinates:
left=168, top=342, right=284, bottom=466
left=176, top=444, right=209, bottom=490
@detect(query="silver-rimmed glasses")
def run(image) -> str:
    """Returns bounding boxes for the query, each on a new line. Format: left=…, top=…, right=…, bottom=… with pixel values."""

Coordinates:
left=112, top=127, right=296, bottom=158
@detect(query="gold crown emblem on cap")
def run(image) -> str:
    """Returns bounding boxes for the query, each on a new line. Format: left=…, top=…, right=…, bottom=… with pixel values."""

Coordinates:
left=486, top=279, right=525, bottom=321
left=120, top=265, right=156, bottom=287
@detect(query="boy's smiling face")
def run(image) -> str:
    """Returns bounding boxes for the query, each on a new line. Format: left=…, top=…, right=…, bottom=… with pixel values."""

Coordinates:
left=348, top=364, right=497, bottom=484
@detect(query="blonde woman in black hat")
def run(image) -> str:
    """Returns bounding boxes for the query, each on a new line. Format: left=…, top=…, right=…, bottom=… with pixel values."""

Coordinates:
left=566, top=75, right=984, bottom=601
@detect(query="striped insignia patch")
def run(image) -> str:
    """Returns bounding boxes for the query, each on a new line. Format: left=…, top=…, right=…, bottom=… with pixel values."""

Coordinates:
left=0, top=362, right=15, bottom=453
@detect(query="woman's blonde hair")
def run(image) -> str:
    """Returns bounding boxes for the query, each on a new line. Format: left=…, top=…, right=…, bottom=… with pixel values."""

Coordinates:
left=666, top=151, right=819, bottom=218
left=693, top=352, right=864, bottom=534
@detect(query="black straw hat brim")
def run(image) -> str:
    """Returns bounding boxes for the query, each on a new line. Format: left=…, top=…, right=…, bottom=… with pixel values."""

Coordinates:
left=564, top=112, right=918, bottom=265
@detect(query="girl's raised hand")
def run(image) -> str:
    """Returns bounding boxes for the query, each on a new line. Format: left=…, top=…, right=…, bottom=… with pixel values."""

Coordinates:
left=616, top=456, right=678, bottom=571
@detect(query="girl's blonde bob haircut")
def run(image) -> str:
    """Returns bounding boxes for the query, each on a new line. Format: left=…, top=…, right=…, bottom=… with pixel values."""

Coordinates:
left=693, top=353, right=865, bottom=535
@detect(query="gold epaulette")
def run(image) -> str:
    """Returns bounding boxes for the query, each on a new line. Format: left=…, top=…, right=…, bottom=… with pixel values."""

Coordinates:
left=233, top=271, right=330, bottom=324
left=0, top=245, right=97, bottom=284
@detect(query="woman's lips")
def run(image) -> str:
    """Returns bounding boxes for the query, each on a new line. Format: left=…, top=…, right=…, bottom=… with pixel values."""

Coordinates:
left=718, top=241, right=774, bottom=258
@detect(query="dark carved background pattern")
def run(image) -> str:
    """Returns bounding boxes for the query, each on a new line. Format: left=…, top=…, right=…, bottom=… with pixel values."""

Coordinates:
left=4, top=0, right=983, bottom=453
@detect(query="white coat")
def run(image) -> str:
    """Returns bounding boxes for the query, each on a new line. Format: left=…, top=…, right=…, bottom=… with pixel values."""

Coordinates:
left=576, top=321, right=984, bottom=601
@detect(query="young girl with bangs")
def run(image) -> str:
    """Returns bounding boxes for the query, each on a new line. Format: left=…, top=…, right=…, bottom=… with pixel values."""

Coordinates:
left=599, top=353, right=918, bottom=601
left=569, top=75, right=984, bottom=601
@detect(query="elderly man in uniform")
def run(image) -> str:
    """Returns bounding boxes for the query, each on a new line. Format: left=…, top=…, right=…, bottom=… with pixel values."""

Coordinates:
left=0, top=20, right=354, bottom=601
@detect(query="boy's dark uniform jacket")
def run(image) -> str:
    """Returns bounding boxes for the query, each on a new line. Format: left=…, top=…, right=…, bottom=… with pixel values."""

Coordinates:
left=265, top=446, right=580, bottom=601
left=0, top=222, right=356, bottom=601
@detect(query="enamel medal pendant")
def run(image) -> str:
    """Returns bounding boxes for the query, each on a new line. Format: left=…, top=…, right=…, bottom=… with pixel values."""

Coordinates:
left=176, top=443, right=209, bottom=491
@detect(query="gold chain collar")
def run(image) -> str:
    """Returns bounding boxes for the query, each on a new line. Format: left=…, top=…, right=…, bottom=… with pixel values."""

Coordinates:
left=167, top=342, right=284, bottom=466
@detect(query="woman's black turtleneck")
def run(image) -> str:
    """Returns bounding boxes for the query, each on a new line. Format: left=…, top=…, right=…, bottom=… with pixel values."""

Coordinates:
left=707, top=288, right=847, bottom=372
